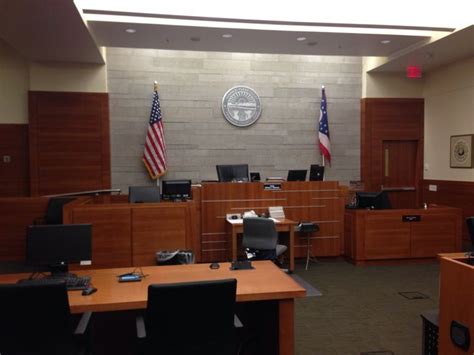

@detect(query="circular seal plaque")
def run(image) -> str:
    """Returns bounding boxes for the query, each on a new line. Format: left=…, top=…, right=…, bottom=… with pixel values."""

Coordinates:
left=222, top=86, right=262, bottom=127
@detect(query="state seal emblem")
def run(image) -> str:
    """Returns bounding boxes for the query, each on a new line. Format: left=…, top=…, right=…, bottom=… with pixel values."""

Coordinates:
left=222, top=86, right=262, bottom=127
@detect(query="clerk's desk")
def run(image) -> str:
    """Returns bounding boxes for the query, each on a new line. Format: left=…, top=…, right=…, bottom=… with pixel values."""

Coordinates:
left=227, top=218, right=296, bottom=272
left=0, top=261, right=305, bottom=355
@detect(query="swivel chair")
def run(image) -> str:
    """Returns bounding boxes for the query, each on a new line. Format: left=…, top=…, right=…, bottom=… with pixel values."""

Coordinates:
left=295, top=222, right=320, bottom=270
left=34, top=197, right=76, bottom=225
left=0, top=280, right=92, bottom=355
left=242, top=217, right=288, bottom=262
left=467, top=217, right=474, bottom=251
left=136, top=279, right=242, bottom=355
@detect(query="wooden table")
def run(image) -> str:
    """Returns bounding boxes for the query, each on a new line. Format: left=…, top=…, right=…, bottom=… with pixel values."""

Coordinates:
left=227, top=218, right=296, bottom=272
left=0, top=261, right=305, bottom=355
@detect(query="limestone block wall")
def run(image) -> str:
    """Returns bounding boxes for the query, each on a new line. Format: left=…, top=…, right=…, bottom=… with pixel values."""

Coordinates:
left=107, top=48, right=361, bottom=191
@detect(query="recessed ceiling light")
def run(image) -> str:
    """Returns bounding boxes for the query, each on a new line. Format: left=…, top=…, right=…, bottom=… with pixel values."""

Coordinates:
left=125, top=28, right=136, bottom=34
left=296, top=36, right=307, bottom=41
left=380, top=39, right=391, bottom=44
left=222, top=34, right=233, bottom=38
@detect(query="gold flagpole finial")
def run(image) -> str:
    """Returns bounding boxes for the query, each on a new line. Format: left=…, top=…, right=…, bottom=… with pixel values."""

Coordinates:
left=154, top=81, right=159, bottom=92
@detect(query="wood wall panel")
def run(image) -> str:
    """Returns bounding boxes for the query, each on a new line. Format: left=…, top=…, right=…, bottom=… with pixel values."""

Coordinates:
left=421, top=179, right=474, bottom=241
left=360, top=98, right=424, bottom=208
left=29, top=91, right=110, bottom=196
left=0, top=197, right=49, bottom=261
left=201, top=181, right=345, bottom=262
left=71, top=206, right=132, bottom=268
left=132, top=206, right=188, bottom=266
left=0, top=124, right=29, bottom=196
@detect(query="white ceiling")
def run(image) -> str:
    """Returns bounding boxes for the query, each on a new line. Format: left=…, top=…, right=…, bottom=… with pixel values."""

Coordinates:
left=0, top=0, right=472, bottom=73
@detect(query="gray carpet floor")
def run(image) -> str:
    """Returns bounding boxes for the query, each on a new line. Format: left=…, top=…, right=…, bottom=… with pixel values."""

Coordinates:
left=293, top=259, right=439, bottom=355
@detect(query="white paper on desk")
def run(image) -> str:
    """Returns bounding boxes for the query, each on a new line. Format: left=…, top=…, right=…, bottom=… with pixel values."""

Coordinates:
left=226, top=218, right=243, bottom=224
left=269, top=217, right=280, bottom=223
left=269, top=206, right=285, bottom=219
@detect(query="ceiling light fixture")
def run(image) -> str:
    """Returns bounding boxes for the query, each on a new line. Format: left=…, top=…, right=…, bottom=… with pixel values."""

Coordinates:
left=222, top=34, right=233, bottom=38
left=380, top=39, right=391, bottom=44
left=125, top=28, right=136, bottom=33
left=296, top=36, right=307, bottom=41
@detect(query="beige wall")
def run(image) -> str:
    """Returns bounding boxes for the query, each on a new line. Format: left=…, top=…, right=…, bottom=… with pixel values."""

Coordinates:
left=424, top=57, right=474, bottom=181
left=0, top=41, right=107, bottom=124
left=0, top=40, right=29, bottom=124
left=362, top=57, right=424, bottom=98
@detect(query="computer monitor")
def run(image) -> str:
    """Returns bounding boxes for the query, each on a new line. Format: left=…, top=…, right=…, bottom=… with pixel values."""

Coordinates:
left=162, top=180, right=192, bottom=200
left=287, top=170, right=307, bottom=181
left=26, top=224, right=92, bottom=276
left=250, top=172, right=261, bottom=182
left=356, top=191, right=391, bottom=209
left=129, top=186, right=160, bottom=203
left=309, top=165, right=325, bottom=181
left=216, top=164, right=249, bottom=182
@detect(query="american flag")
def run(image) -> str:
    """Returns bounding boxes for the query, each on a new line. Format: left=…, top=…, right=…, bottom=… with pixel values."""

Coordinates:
left=318, top=87, right=331, bottom=165
left=143, top=90, right=167, bottom=179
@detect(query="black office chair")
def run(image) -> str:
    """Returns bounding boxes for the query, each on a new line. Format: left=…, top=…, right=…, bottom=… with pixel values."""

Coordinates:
left=0, top=280, right=92, bottom=355
left=136, top=279, right=241, bottom=355
left=242, top=217, right=288, bottom=262
left=34, top=197, right=76, bottom=225
left=466, top=217, right=474, bottom=251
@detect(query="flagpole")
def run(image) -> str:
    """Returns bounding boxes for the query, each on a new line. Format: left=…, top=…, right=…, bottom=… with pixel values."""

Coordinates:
left=154, top=81, right=160, bottom=188
left=321, top=84, right=325, bottom=169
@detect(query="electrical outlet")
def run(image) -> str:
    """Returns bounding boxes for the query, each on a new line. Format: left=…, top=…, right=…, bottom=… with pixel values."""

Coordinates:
left=3, top=155, right=11, bottom=163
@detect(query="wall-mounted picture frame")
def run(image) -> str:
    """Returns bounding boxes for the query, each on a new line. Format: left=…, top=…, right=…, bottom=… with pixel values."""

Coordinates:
left=450, top=134, right=473, bottom=168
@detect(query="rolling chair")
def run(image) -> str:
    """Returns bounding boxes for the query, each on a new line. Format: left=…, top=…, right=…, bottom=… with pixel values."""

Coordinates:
left=242, top=217, right=288, bottom=262
left=295, top=222, right=320, bottom=270
left=466, top=217, right=474, bottom=252
left=0, top=280, right=92, bottom=355
left=136, top=279, right=242, bottom=355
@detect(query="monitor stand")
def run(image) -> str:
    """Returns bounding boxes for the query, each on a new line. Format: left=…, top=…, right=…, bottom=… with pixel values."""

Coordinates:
left=48, top=263, right=77, bottom=279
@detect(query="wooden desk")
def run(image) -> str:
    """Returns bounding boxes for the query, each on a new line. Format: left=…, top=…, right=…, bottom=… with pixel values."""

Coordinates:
left=0, top=261, right=305, bottom=355
left=438, top=255, right=474, bottom=354
left=344, top=206, right=462, bottom=264
left=227, top=218, right=296, bottom=272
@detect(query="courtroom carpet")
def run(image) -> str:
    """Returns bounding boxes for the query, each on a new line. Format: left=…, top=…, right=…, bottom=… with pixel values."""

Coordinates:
left=293, top=259, right=439, bottom=355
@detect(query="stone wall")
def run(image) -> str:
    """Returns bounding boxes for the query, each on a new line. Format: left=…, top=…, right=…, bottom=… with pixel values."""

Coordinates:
left=107, top=48, right=361, bottom=191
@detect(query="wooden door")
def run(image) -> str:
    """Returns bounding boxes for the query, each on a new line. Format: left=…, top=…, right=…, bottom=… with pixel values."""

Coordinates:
left=382, top=140, right=418, bottom=208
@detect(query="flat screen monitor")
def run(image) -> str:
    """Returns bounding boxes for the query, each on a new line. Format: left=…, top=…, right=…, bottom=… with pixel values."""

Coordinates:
left=162, top=180, right=192, bottom=200
left=287, top=170, right=307, bottom=182
left=309, top=165, right=325, bottom=181
left=250, top=172, right=261, bottom=182
left=26, top=224, right=92, bottom=275
left=356, top=191, right=391, bottom=210
left=129, top=186, right=160, bottom=203
left=216, top=164, right=249, bottom=182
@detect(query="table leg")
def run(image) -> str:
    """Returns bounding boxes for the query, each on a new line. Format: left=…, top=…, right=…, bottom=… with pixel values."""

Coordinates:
left=279, top=299, right=295, bottom=355
left=232, top=229, right=237, bottom=261
left=289, top=226, right=295, bottom=272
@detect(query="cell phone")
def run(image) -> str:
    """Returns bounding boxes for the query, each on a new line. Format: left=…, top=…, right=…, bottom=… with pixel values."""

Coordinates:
left=118, top=274, right=142, bottom=282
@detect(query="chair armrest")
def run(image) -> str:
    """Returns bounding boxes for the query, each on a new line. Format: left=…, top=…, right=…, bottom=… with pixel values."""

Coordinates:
left=234, top=314, right=243, bottom=328
left=74, top=311, right=92, bottom=335
left=136, top=315, right=147, bottom=339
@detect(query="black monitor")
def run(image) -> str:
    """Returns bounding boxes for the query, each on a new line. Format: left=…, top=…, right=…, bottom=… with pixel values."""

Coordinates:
left=309, top=165, right=325, bottom=181
left=287, top=170, right=307, bottom=182
left=250, top=172, right=261, bottom=182
left=162, top=180, right=192, bottom=200
left=26, top=224, right=92, bottom=276
left=216, top=164, right=249, bottom=182
left=356, top=191, right=391, bottom=210
left=129, top=186, right=160, bottom=203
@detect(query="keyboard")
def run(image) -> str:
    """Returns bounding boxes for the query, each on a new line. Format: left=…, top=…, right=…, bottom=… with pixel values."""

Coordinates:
left=17, top=276, right=91, bottom=291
